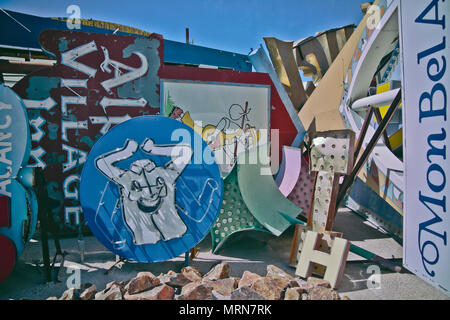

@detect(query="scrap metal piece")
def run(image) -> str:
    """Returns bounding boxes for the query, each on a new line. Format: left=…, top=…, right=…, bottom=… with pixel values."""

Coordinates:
left=289, top=224, right=343, bottom=273
left=287, top=156, right=316, bottom=219
left=291, top=130, right=354, bottom=287
left=344, top=2, right=397, bottom=104
left=309, top=130, right=355, bottom=175
left=211, top=166, right=268, bottom=253
left=293, top=25, right=354, bottom=84
left=345, top=178, right=403, bottom=239
left=337, top=91, right=401, bottom=210
left=308, top=130, right=355, bottom=232
left=309, top=171, right=340, bottom=232
left=274, top=146, right=303, bottom=197
left=249, top=47, right=306, bottom=147
left=264, top=37, right=307, bottom=110
left=296, top=230, right=350, bottom=289
left=237, top=144, right=302, bottom=236
left=339, top=0, right=404, bottom=239
left=298, top=0, right=381, bottom=132
left=305, top=81, right=316, bottom=98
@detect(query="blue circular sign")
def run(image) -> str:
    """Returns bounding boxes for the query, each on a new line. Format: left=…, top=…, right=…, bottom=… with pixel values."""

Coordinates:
left=80, top=116, right=223, bottom=262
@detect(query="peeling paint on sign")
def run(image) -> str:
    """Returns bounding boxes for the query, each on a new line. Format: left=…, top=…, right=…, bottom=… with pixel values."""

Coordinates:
left=12, top=30, right=163, bottom=233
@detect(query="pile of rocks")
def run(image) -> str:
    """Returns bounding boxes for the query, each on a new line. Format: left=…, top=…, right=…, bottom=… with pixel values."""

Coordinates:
left=49, top=263, right=346, bottom=300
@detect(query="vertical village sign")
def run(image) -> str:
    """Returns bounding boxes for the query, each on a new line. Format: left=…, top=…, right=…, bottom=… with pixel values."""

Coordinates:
left=12, top=30, right=163, bottom=233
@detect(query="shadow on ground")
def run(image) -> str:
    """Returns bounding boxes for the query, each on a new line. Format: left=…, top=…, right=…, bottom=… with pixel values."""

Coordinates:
left=0, top=209, right=447, bottom=300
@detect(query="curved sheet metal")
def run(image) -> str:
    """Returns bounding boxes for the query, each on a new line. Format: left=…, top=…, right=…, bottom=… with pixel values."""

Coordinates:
left=351, top=88, right=401, bottom=111
left=237, top=144, right=302, bottom=236
left=293, top=25, right=355, bottom=83
left=346, top=2, right=399, bottom=105
left=275, top=146, right=302, bottom=197
left=340, top=0, right=404, bottom=216
left=338, top=0, right=404, bottom=239
left=263, top=37, right=307, bottom=109
left=297, top=0, right=382, bottom=132
left=211, top=166, right=268, bottom=253
left=287, top=156, right=316, bottom=219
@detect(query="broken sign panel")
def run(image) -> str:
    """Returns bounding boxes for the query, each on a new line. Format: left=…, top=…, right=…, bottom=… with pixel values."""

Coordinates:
left=159, top=65, right=302, bottom=176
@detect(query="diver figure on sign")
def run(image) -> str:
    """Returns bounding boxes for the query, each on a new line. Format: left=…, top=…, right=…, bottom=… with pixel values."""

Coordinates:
left=95, top=138, right=193, bottom=245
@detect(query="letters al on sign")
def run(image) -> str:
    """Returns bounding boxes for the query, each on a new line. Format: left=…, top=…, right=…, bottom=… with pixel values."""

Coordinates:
left=12, top=30, right=163, bottom=234
left=400, top=0, right=449, bottom=295
left=80, top=116, right=223, bottom=262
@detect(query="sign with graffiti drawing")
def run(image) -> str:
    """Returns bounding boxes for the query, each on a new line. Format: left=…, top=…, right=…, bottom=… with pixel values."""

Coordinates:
left=161, top=80, right=270, bottom=177
left=80, top=116, right=223, bottom=262
left=12, top=29, right=163, bottom=234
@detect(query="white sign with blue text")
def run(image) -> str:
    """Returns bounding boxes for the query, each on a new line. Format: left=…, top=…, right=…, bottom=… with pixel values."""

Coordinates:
left=400, top=0, right=449, bottom=295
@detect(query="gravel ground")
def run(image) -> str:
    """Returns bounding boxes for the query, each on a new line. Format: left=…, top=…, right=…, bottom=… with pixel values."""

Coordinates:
left=0, top=209, right=448, bottom=300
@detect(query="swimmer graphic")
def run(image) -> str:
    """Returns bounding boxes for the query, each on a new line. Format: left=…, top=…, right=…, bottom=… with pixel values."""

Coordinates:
left=95, top=138, right=193, bottom=245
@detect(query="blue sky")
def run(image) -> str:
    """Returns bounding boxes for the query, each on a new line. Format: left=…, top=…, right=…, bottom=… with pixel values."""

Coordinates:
left=1, top=0, right=366, bottom=55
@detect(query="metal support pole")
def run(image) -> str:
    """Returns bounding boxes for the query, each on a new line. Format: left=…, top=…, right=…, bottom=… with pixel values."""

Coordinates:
left=336, top=90, right=402, bottom=209
left=373, top=108, right=392, bottom=150
left=35, top=168, right=51, bottom=283
left=354, top=107, right=374, bottom=161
